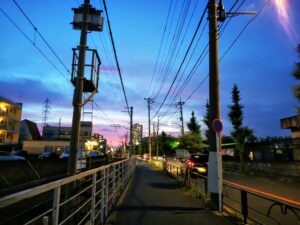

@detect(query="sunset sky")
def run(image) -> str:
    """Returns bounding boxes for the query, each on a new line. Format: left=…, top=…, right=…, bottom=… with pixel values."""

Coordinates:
left=0, top=0, right=299, bottom=146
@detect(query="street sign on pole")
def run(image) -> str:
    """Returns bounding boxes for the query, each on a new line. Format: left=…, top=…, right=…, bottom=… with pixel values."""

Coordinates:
left=212, top=119, right=223, bottom=133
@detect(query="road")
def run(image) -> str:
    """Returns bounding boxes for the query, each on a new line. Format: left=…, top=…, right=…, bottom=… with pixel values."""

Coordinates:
left=166, top=159, right=300, bottom=224
left=112, top=163, right=233, bottom=225
left=222, top=172, right=300, bottom=225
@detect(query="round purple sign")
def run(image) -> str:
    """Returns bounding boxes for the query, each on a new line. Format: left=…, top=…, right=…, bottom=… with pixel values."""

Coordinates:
left=212, top=119, right=223, bottom=133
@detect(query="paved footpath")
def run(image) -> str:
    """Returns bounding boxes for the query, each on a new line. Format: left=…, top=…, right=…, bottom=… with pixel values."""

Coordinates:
left=111, top=163, right=233, bottom=225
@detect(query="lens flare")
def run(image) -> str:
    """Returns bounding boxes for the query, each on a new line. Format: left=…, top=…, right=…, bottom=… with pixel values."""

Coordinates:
left=271, top=0, right=297, bottom=43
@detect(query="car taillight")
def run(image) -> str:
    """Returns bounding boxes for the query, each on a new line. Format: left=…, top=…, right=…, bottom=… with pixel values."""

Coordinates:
left=188, top=160, right=195, bottom=167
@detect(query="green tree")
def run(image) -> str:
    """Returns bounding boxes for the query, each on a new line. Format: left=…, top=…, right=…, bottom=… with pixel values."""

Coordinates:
left=292, top=44, right=300, bottom=113
left=187, top=111, right=201, bottom=134
left=203, top=100, right=210, bottom=144
left=159, top=131, right=174, bottom=156
left=228, top=84, right=254, bottom=171
left=180, top=111, right=203, bottom=152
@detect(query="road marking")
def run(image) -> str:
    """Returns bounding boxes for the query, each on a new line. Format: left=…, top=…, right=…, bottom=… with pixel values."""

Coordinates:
left=224, top=180, right=300, bottom=207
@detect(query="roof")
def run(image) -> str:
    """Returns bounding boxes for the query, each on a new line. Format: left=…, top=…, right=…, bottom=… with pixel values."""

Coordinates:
left=0, top=96, right=22, bottom=108
left=23, top=119, right=42, bottom=140
left=280, top=115, right=300, bottom=129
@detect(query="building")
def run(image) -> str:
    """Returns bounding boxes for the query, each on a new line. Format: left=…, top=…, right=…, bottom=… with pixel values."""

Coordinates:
left=281, top=115, right=300, bottom=161
left=42, top=121, right=92, bottom=150
left=132, top=123, right=143, bottom=145
left=23, top=140, right=70, bottom=155
left=0, top=97, right=22, bottom=149
left=43, top=121, right=92, bottom=141
left=19, top=119, right=42, bottom=143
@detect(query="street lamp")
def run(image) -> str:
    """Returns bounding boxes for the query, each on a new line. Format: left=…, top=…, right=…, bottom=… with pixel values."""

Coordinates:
left=72, top=5, right=104, bottom=32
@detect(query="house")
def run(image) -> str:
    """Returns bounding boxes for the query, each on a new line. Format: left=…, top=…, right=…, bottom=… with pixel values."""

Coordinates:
left=0, top=96, right=22, bottom=150
left=19, top=119, right=42, bottom=143
left=281, top=115, right=300, bottom=161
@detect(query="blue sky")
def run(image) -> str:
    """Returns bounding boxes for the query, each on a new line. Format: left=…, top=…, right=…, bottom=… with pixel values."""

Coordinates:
left=0, top=0, right=299, bottom=146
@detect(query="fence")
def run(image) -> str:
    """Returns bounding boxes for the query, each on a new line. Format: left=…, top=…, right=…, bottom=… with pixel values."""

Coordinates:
left=0, top=157, right=136, bottom=225
left=162, top=159, right=300, bottom=225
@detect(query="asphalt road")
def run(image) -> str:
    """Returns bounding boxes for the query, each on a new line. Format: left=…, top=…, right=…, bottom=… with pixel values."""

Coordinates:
left=112, top=163, right=233, bottom=225
left=222, top=172, right=300, bottom=225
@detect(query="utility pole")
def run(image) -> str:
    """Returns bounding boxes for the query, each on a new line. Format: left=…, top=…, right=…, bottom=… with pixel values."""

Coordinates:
left=207, top=0, right=256, bottom=211
left=207, top=0, right=222, bottom=211
left=68, top=0, right=103, bottom=176
left=144, top=97, right=154, bottom=160
left=129, top=106, right=133, bottom=158
left=176, top=98, right=185, bottom=136
left=156, top=117, right=159, bottom=160
left=68, top=0, right=89, bottom=176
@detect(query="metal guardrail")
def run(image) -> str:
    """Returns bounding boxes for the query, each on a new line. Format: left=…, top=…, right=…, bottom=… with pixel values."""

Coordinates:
left=223, top=181, right=300, bottom=225
left=162, top=159, right=300, bottom=225
left=0, top=157, right=137, bottom=225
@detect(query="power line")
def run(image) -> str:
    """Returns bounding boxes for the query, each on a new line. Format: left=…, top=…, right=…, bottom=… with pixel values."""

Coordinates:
left=149, top=0, right=179, bottom=98
left=94, top=102, right=116, bottom=124
left=13, top=0, right=71, bottom=75
left=0, top=8, right=70, bottom=83
left=151, top=0, right=192, bottom=99
left=158, top=1, right=243, bottom=117
left=152, top=4, right=208, bottom=120
left=102, top=0, right=130, bottom=116
left=147, top=0, right=173, bottom=97
left=185, top=0, right=271, bottom=104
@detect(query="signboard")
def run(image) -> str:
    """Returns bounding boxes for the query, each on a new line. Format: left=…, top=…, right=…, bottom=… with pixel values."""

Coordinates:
left=212, top=119, right=223, bottom=133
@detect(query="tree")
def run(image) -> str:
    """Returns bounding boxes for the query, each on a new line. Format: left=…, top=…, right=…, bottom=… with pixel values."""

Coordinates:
left=180, top=111, right=203, bottom=152
left=187, top=111, right=200, bottom=134
left=203, top=100, right=210, bottom=144
left=292, top=44, right=300, bottom=113
left=228, top=84, right=254, bottom=171
left=159, top=131, right=174, bottom=156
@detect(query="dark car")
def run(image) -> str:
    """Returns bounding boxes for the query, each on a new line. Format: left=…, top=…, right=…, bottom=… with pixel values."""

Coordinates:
left=186, top=153, right=208, bottom=177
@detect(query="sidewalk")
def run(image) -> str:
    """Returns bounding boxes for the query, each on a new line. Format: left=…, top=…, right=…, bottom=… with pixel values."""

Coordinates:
left=110, top=163, right=233, bottom=225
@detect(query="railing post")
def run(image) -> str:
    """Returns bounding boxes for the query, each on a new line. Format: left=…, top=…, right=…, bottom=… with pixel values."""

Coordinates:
left=52, top=186, right=61, bottom=225
left=90, top=173, right=96, bottom=225
left=122, top=162, right=126, bottom=189
left=176, top=167, right=179, bottom=179
left=100, top=169, right=105, bottom=224
left=105, top=168, right=109, bottom=218
left=241, top=190, right=248, bottom=224
left=112, top=164, right=116, bottom=205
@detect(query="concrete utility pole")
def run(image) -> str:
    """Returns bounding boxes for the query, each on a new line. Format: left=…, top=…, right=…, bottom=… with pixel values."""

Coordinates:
left=68, top=0, right=89, bottom=176
left=207, top=0, right=222, bottom=210
left=129, top=106, right=133, bottom=158
left=144, top=97, right=154, bottom=160
left=207, top=0, right=256, bottom=211
left=156, top=117, right=159, bottom=160
left=176, top=98, right=185, bottom=136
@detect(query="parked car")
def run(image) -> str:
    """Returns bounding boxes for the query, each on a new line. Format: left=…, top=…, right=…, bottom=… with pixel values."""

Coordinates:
left=143, top=154, right=150, bottom=161
left=60, top=149, right=86, bottom=158
left=0, top=151, right=25, bottom=160
left=12, top=150, right=28, bottom=159
left=186, top=153, right=208, bottom=177
left=86, top=150, right=104, bottom=157
left=39, top=150, right=59, bottom=159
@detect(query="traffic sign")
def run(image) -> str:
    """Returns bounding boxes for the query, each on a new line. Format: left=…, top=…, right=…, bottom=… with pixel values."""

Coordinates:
left=212, top=119, right=223, bottom=133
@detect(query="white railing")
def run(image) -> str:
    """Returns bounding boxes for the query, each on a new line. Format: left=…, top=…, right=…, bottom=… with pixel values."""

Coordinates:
left=0, top=157, right=137, bottom=225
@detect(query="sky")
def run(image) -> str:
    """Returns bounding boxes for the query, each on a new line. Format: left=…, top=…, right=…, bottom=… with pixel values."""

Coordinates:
left=0, top=0, right=299, bottom=146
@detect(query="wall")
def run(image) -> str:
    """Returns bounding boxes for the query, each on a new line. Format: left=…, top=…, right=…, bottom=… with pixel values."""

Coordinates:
left=23, top=140, right=70, bottom=154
